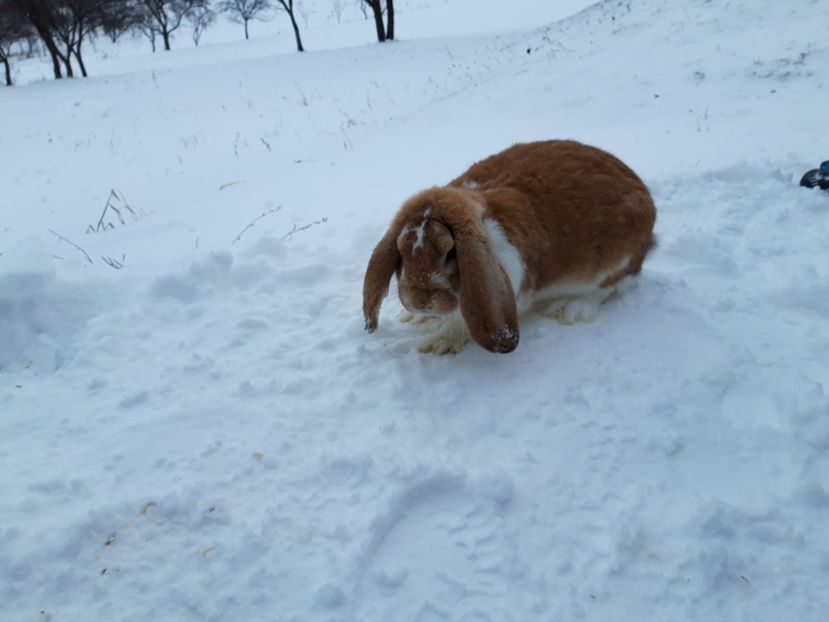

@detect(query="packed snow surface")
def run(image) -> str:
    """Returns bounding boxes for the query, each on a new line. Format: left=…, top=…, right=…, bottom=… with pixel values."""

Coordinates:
left=1, top=0, right=828, bottom=620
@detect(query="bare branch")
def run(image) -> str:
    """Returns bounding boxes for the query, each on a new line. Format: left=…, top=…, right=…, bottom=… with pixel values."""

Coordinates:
left=282, top=217, right=328, bottom=240
left=88, top=189, right=142, bottom=233
left=231, top=205, right=282, bottom=245
left=48, top=228, right=93, bottom=264
left=219, top=180, right=245, bottom=190
left=101, top=255, right=125, bottom=269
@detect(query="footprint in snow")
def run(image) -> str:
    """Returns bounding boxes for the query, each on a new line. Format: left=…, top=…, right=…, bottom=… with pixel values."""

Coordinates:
left=351, top=470, right=520, bottom=620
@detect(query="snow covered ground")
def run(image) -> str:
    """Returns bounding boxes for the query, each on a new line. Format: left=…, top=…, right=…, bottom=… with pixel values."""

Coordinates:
left=2, top=0, right=829, bottom=620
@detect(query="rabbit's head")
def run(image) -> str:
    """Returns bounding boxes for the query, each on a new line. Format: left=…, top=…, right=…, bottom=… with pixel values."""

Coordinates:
left=363, top=187, right=519, bottom=353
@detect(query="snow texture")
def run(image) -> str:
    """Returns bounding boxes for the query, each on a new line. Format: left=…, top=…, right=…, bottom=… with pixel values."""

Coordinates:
left=1, top=0, right=829, bottom=620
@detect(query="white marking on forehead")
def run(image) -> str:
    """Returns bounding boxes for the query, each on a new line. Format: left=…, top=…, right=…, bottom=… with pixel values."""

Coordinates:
left=413, top=221, right=427, bottom=250
left=413, top=207, right=433, bottom=252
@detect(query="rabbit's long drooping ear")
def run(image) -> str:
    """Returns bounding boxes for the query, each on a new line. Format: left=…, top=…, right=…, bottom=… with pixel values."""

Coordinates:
left=363, top=227, right=401, bottom=332
left=455, top=227, right=519, bottom=353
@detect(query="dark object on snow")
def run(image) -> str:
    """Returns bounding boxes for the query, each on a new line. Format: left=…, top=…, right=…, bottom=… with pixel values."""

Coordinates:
left=800, top=161, right=829, bottom=191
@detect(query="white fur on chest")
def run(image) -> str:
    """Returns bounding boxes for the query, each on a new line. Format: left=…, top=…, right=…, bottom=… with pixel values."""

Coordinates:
left=483, top=218, right=525, bottom=297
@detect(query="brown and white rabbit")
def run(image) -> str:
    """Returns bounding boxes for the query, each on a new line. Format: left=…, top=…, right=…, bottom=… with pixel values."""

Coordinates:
left=363, top=140, right=656, bottom=354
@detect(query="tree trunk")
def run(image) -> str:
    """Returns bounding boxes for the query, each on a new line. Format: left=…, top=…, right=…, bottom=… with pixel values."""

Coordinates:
left=2, top=57, right=11, bottom=86
left=162, top=29, right=171, bottom=50
left=386, top=0, right=394, bottom=40
left=244, top=19, right=249, bottom=40
left=369, top=0, right=385, bottom=42
left=48, top=47, right=62, bottom=78
left=287, top=10, right=304, bottom=52
left=32, top=21, right=63, bottom=79
left=62, top=45, right=74, bottom=77
left=74, top=48, right=87, bottom=77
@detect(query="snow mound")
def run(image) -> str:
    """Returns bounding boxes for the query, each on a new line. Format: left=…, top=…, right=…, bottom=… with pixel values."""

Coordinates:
left=0, top=238, right=104, bottom=370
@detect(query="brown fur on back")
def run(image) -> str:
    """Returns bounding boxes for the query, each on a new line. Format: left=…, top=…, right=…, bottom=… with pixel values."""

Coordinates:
left=449, top=140, right=656, bottom=292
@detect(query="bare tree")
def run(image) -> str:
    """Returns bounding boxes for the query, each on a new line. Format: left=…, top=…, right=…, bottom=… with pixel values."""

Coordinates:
left=0, top=0, right=29, bottom=85
left=0, top=47, right=14, bottom=85
left=361, top=0, right=382, bottom=42
left=8, top=0, right=132, bottom=79
left=9, top=0, right=66, bottom=78
left=385, top=0, right=392, bottom=39
left=138, top=19, right=156, bottom=48
left=274, top=0, right=301, bottom=52
left=49, top=4, right=79, bottom=76
left=51, top=0, right=109, bottom=77
left=100, top=0, right=140, bottom=43
left=134, top=0, right=206, bottom=51
left=186, top=1, right=212, bottom=45
left=360, top=0, right=392, bottom=42
left=218, top=0, right=269, bottom=40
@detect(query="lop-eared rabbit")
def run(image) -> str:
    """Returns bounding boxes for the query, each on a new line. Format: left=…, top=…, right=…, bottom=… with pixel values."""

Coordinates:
left=363, top=140, right=656, bottom=354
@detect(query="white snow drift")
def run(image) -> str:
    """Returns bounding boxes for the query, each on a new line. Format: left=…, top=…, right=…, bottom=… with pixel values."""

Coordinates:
left=1, top=0, right=828, bottom=620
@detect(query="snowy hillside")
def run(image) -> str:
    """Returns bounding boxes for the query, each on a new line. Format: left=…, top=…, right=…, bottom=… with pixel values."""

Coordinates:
left=2, top=0, right=829, bottom=620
